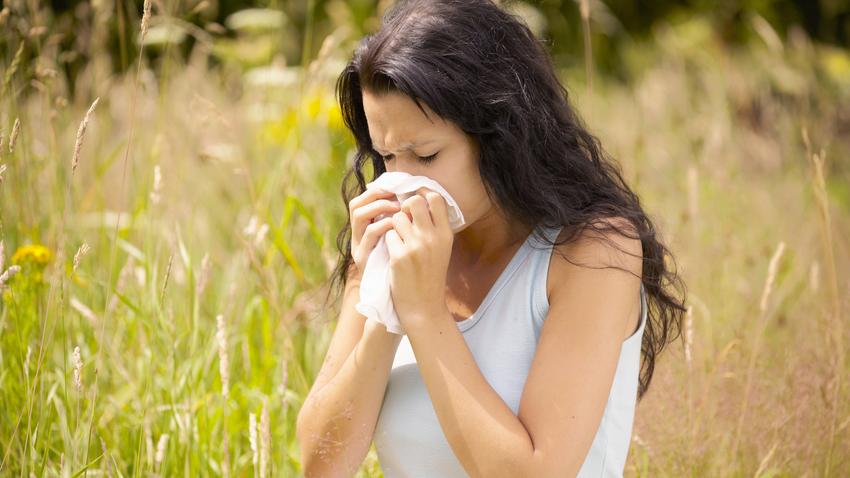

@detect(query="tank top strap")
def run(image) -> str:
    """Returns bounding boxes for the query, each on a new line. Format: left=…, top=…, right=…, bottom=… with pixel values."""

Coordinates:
left=633, top=282, right=648, bottom=338
left=525, top=224, right=648, bottom=339
left=525, top=224, right=566, bottom=324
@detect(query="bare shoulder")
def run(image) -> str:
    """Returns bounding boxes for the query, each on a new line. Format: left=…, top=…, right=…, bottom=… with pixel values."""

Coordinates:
left=545, top=217, right=643, bottom=336
left=518, top=217, right=644, bottom=474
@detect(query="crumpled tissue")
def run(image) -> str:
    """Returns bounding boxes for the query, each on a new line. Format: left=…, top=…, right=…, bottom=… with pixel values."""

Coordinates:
left=354, top=171, right=466, bottom=335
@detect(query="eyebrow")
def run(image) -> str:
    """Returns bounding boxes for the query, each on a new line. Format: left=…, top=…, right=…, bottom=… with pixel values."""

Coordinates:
left=371, top=139, right=437, bottom=153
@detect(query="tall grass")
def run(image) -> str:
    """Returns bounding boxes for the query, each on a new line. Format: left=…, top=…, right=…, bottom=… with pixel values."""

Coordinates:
left=0, top=3, right=847, bottom=477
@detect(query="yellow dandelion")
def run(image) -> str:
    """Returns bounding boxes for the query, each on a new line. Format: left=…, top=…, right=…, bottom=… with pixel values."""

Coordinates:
left=327, top=102, right=344, bottom=131
left=12, top=244, right=52, bottom=267
left=303, top=91, right=323, bottom=120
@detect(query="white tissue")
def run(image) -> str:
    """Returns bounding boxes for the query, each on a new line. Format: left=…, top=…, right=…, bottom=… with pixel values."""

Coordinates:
left=354, top=171, right=466, bottom=335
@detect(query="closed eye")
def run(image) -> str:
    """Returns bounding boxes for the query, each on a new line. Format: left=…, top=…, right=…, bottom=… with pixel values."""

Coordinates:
left=380, top=152, right=438, bottom=163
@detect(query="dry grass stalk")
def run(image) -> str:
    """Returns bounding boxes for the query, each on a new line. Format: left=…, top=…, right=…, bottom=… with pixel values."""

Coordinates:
left=99, top=435, right=112, bottom=477
left=72, top=346, right=83, bottom=390
left=154, top=433, right=168, bottom=468
left=216, top=314, right=230, bottom=399
left=23, top=346, right=31, bottom=378
left=2, top=42, right=24, bottom=95
left=249, top=412, right=259, bottom=476
left=280, top=361, right=289, bottom=410
left=144, top=423, right=153, bottom=468
left=687, top=165, right=699, bottom=226
left=260, top=398, right=270, bottom=478
left=0, top=163, right=6, bottom=184
left=0, top=264, right=20, bottom=288
left=71, top=97, right=100, bottom=176
left=85, top=0, right=155, bottom=457
left=196, top=253, right=211, bottom=297
left=758, top=242, right=785, bottom=315
left=802, top=128, right=844, bottom=475
left=73, top=242, right=91, bottom=273
left=222, top=435, right=231, bottom=477
left=160, top=253, right=173, bottom=304
left=141, top=0, right=152, bottom=38
left=150, top=164, right=162, bottom=205
left=809, top=260, right=820, bottom=293
left=731, top=241, right=785, bottom=464
left=754, top=441, right=779, bottom=477
left=27, top=26, right=47, bottom=39
left=579, top=0, right=593, bottom=94
left=7, top=118, right=19, bottom=153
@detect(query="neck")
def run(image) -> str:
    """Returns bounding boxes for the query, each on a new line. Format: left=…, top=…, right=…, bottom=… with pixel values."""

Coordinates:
left=452, top=207, right=534, bottom=267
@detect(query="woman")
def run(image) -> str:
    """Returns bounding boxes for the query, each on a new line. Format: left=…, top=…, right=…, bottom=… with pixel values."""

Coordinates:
left=297, top=0, right=687, bottom=476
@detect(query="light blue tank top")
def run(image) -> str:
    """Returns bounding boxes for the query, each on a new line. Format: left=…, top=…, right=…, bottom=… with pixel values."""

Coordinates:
left=373, top=224, right=648, bottom=477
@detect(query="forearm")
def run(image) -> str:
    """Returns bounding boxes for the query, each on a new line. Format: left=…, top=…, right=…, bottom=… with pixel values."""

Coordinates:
left=297, top=318, right=403, bottom=477
left=404, top=308, right=538, bottom=478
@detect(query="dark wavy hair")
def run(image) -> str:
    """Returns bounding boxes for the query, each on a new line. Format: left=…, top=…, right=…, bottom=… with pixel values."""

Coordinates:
left=320, top=0, right=687, bottom=401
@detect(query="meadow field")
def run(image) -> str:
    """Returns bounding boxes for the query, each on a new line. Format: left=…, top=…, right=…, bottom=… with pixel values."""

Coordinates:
left=0, top=2, right=848, bottom=477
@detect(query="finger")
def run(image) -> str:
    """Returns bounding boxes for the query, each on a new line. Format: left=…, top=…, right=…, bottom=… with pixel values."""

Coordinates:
left=384, top=228, right=404, bottom=259
left=391, top=211, right=413, bottom=242
left=359, top=217, right=395, bottom=253
left=401, top=194, right=434, bottom=229
left=349, top=187, right=397, bottom=216
left=425, top=191, right=450, bottom=231
left=352, top=199, right=401, bottom=242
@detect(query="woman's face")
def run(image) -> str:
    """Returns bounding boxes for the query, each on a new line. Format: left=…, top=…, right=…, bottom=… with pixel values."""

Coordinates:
left=361, top=89, right=490, bottom=232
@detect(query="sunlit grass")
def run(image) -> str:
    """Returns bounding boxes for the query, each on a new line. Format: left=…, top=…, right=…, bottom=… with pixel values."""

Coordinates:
left=0, top=6, right=848, bottom=478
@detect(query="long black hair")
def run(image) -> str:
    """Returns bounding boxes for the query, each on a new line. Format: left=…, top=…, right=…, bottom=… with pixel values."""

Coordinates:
left=321, top=0, right=687, bottom=401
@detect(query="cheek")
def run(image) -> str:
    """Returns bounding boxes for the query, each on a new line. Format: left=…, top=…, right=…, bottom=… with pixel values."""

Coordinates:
left=442, top=182, right=489, bottom=223
left=430, top=151, right=487, bottom=218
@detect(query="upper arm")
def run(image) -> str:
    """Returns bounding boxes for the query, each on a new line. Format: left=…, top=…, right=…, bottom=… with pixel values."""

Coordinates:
left=517, top=219, right=643, bottom=476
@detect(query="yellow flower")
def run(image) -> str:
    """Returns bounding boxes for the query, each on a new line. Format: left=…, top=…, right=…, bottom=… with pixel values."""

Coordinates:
left=12, top=244, right=52, bottom=267
left=304, top=91, right=323, bottom=120
left=300, top=87, right=345, bottom=131
left=327, top=103, right=344, bottom=131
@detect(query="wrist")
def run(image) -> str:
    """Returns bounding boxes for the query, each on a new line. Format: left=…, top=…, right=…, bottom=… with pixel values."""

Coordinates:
left=402, top=301, right=452, bottom=331
left=364, top=317, right=403, bottom=346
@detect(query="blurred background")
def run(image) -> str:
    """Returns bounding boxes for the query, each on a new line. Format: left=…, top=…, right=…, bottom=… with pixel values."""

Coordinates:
left=0, top=0, right=848, bottom=476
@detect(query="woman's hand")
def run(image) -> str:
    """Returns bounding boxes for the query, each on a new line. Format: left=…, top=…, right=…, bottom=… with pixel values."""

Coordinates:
left=384, top=189, right=454, bottom=325
left=348, top=187, right=402, bottom=281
